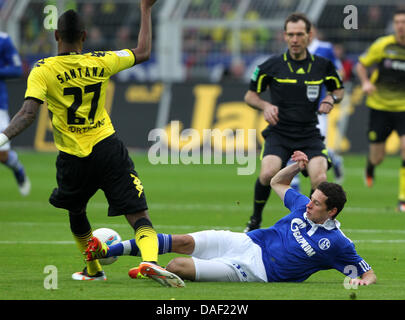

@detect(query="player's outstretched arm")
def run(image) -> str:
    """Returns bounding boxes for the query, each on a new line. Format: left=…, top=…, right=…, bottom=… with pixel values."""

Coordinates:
left=131, top=0, right=157, bottom=65
left=270, top=151, right=308, bottom=201
left=350, top=269, right=377, bottom=286
left=0, top=99, right=41, bottom=146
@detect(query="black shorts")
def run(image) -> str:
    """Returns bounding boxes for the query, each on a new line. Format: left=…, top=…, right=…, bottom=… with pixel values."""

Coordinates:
left=368, top=108, right=405, bottom=143
left=49, top=134, right=148, bottom=216
left=260, top=130, right=330, bottom=169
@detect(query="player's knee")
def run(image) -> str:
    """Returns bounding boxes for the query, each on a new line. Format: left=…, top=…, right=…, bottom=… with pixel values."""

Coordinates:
left=167, top=257, right=195, bottom=280
left=259, top=171, right=275, bottom=185
left=172, top=235, right=195, bottom=254
left=311, top=173, right=327, bottom=188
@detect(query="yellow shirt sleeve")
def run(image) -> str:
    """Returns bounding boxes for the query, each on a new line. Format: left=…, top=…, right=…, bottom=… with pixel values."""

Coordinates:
left=109, top=49, right=136, bottom=75
left=25, top=61, right=47, bottom=102
left=358, top=36, right=391, bottom=67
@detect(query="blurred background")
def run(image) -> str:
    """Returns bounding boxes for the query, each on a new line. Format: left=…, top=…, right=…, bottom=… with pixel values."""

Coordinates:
left=0, top=0, right=404, bottom=154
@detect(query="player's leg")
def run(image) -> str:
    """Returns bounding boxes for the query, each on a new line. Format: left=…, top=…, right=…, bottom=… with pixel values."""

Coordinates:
left=307, top=156, right=328, bottom=195
left=245, top=133, right=288, bottom=232
left=168, top=230, right=266, bottom=282
left=49, top=151, right=102, bottom=280
left=366, top=142, right=385, bottom=187
left=125, top=211, right=158, bottom=264
left=365, top=109, right=391, bottom=187
left=0, top=110, right=30, bottom=196
left=167, top=232, right=240, bottom=281
left=245, top=154, right=282, bottom=232
left=69, top=208, right=104, bottom=280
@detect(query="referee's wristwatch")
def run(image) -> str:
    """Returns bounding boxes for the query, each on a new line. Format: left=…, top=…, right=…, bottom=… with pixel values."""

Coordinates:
left=329, top=93, right=339, bottom=104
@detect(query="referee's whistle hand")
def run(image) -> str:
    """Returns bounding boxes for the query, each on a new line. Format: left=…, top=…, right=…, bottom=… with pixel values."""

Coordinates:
left=318, top=102, right=333, bottom=114
left=263, top=104, right=279, bottom=125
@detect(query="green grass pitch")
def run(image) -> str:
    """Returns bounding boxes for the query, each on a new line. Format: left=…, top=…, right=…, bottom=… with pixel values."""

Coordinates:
left=0, top=151, right=404, bottom=301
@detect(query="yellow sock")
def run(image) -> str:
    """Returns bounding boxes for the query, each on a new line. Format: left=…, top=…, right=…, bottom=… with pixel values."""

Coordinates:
left=399, top=167, right=405, bottom=202
left=135, top=225, right=158, bottom=263
left=72, top=230, right=102, bottom=275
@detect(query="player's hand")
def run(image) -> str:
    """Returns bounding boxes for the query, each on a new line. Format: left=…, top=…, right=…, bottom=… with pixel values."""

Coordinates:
left=361, top=81, right=377, bottom=95
left=349, top=278, right=371, bottom=286
left=263, top=103, right=279, bottom=125
left=291, top=151, right=308, bottom=170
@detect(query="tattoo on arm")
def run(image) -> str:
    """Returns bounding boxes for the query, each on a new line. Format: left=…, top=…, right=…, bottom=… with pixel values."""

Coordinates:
left=4, top=99, right=41, bottom=139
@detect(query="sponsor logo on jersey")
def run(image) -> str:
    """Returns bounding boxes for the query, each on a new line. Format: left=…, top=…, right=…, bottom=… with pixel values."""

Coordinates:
left=290, top=218, right=316, bottom=257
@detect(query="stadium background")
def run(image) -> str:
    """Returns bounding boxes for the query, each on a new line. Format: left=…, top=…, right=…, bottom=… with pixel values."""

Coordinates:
left=0, top=0, right=403, bottom=155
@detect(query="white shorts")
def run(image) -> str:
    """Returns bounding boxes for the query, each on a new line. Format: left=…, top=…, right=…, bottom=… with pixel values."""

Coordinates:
left=0, top=109, right=10, bottom=151
left=189, top=230, right=267, bottom=282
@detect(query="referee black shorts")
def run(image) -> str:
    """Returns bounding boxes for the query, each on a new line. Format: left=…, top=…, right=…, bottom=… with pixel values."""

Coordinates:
left=368, top=108, right=405, bottom=143
left=49, top=134, right=148, bottom=216
left=260, top=130, right=331, bottom=169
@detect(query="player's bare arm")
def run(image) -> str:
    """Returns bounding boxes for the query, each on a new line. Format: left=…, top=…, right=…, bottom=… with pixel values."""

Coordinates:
left=355, top=62, right=376, bottom=95
left=131, top=0, right=157, bottom=65
left=350, top=269, right=377, bottom=286
left=318, top=88, right=344, bottom=114
left=270, top=151, right=308, bottom=200
left=2, top=98, right=41, bottom=141
left=244, top=90, right=279, bottom=125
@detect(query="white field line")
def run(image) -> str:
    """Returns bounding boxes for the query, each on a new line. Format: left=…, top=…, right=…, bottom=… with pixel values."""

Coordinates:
left=0, top=200, right=398, bottom=214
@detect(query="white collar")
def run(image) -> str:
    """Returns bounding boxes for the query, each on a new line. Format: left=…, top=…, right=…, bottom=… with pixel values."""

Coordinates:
left=303, top=212, right=340, bottom=236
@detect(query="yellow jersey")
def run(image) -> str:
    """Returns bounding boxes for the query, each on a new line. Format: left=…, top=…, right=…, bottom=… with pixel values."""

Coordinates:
left=359, top=35, right=405, bottom=112
left=25, top=49, right=136, bottom=157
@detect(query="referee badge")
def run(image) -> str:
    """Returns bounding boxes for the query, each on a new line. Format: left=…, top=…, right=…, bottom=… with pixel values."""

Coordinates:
left=306, top=85, right=320, bottom=102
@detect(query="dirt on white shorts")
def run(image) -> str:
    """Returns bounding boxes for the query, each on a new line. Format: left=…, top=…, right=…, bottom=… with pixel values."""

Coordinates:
left=189, top=230, right=267, bottom=282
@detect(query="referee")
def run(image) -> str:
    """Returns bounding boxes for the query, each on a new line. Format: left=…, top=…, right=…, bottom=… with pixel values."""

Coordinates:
left=244, top=13, right=344, bottom=232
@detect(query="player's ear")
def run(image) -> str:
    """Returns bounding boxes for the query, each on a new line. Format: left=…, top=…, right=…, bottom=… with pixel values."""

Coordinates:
left=308, top=30, right=313, bottom=42
left=55, top=30, right=60, bottom=42
left=328, top=207, right=338, bottom=219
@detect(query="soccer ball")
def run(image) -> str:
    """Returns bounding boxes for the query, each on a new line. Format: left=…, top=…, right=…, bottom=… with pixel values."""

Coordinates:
left=92, top=228, right=121, bottom=265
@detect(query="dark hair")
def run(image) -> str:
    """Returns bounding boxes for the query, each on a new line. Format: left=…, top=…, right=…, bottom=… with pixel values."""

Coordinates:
left=394, top=9, right=405, bottom=18
left=284, top=12, right=312, bottom=33
left=316, top=182, right=347, bottom=218
left=57, top=10, right=85, bottom=44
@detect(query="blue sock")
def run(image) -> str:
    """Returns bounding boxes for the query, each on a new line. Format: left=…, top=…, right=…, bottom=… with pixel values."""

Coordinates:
left=106, top=233, right=172, bottom=258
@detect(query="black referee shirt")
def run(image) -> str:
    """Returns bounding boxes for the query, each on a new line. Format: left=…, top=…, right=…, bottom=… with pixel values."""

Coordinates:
left=249, top=50, right=343, bottom=139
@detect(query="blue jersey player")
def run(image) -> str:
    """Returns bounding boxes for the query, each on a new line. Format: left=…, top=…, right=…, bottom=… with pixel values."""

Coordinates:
left=0, top=32, right=30, bottom=195
left=86, top=151, right=376, bottom=286
left=310, top=28, right=345, bottom=184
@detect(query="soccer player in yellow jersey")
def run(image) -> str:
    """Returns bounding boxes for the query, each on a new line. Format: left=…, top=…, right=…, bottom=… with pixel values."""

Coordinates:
left=0, top=0, right=184, bottom=287
left=356, top=9, right=405, bottom=212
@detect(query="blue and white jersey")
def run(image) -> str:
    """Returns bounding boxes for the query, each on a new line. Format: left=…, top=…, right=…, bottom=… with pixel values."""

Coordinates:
left=247, top=189, right=371, bottom=282
left=308, top=38, right=342, bottom=71
left=0, top=32, right=23, bottom=110
left=308, top=38, right=342, bottom=109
